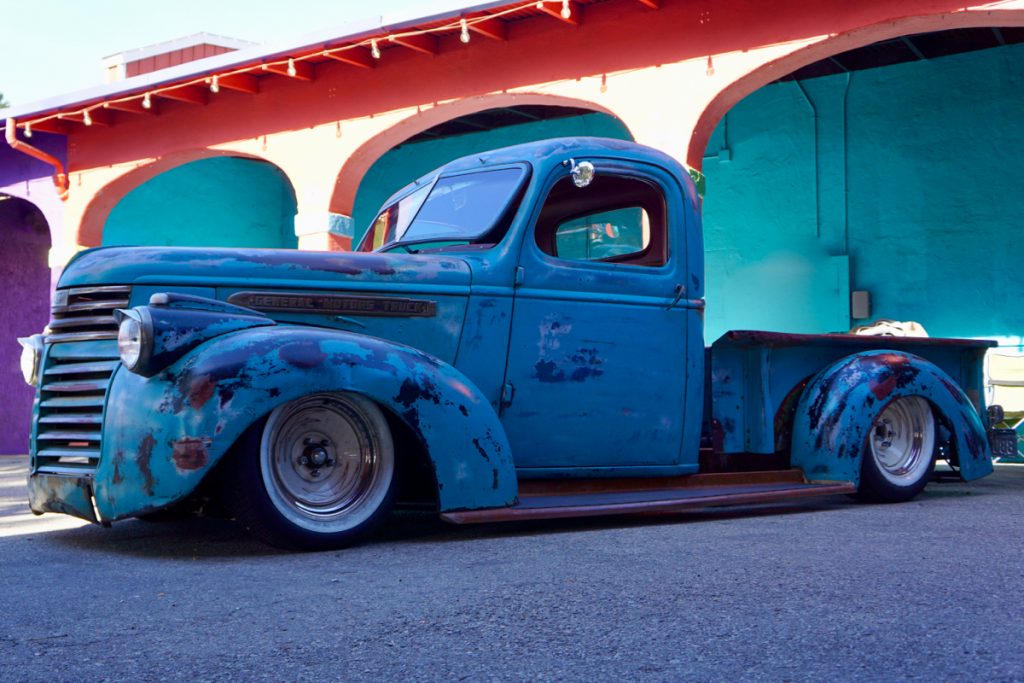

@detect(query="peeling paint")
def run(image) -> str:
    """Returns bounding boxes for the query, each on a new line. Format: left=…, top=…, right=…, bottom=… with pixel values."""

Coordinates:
left=137, top=434, right=157, bottom=496
left=172, top=437, right=211, bottom=471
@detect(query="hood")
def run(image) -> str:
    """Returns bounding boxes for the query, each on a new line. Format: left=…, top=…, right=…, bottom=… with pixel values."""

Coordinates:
left=58, top=246, right=472, bottom=289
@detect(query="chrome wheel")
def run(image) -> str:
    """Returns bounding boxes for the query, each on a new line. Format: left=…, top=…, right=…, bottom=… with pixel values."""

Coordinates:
left=869, top=396, right=935, bottom=487
left=260, top=393, right=394, bottom=535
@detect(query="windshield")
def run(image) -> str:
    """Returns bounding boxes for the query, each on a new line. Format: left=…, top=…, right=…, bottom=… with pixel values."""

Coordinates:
left=357, top=167, right=526, bottom=252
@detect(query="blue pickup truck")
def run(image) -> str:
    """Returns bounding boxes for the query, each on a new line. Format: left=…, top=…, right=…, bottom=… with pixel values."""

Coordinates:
left=19, top=137, right=1009, bottom=550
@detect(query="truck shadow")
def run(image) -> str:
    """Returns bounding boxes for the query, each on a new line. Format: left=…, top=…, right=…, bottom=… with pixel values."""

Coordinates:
left=14, top=469, right=1017, bottom=560
left=16, top=496, right=851, bottom=560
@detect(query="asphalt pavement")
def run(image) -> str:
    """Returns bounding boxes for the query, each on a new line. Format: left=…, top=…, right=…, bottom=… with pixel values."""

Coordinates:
left=1, top=455, right=1022, bottom=682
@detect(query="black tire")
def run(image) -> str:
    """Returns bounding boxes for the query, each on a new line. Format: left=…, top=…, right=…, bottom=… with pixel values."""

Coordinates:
left=858, top=396, right=936, bottom=503
left=228, top=392, right=397, bottom=551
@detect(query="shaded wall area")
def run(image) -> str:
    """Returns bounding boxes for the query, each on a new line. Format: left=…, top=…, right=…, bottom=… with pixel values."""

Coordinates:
left=701, top=42, right=1024, bottom=346
left=351, top=112, right=632, bottom=244
left=0, top=197, right=51, bottom=454
left=103, top=157, right=298, bottom=248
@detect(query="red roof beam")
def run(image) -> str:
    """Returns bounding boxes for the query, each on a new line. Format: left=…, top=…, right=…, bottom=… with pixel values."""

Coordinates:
left=215, top=73, right=260, bottom=94
left=537, top=1, right=581, bottom=26
left=22, top=118, right=67, bottom=135
left=468, top=15, right=508, bottom=41
left=263, top=59, right=316, bottom=81
left=389, top=33, right=438, bottom=55
left=322, top=47, right=376, bottom=69
left=158, top=85, right=208, bottom=105
left=636, top=0, right=660, bottom=8
left=59, top=107, right=113, bottom=127
left=104, top=99, right=157, bottom=115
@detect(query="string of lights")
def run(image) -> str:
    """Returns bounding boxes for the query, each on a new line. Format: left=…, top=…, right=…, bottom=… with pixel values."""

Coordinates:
left=14, top=0, right=580, bottom=138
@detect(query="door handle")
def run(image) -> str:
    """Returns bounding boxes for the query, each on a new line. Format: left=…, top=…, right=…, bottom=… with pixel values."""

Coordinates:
left=667, top=283, right=686, bottom=309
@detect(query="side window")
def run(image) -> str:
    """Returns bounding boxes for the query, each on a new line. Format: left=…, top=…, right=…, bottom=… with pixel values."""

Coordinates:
left=536, top=174, right=667, bottom=267
left=554, top=207, right=651, bottom=262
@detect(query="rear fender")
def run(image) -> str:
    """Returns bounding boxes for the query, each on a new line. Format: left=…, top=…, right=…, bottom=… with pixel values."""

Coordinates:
left=791, top=350, right=993, bottom=485
left=95, top=326, right=516, bottom=520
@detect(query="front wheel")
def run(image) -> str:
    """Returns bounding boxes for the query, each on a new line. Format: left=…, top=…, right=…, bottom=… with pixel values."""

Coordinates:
left=230, top=392, right=396, bottom=551
left=859, top=395, right=936, bottom=502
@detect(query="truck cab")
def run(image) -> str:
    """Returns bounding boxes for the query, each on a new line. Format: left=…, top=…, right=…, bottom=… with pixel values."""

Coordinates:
left=20, top=137, right=1004, bottom=550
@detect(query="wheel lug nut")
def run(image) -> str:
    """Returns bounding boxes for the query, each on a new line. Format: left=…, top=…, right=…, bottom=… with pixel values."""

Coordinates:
left=298, top=455, right=310, bottom=466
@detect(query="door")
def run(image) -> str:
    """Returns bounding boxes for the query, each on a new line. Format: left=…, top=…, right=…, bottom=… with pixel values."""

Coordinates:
left=501, top=161, right=698, bottom=472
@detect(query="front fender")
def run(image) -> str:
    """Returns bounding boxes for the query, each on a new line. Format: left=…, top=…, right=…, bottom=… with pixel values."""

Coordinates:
left=791, top=350, right=993, bottom=486
left=95, top=326, right=517, bottom=520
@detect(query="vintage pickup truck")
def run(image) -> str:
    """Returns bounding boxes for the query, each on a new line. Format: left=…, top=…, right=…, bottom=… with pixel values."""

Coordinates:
left=19, top=137, right=1010, bottom=550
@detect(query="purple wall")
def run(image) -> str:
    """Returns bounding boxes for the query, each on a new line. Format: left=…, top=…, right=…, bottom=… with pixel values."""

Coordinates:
left=1, top=131, right=64, bottom=455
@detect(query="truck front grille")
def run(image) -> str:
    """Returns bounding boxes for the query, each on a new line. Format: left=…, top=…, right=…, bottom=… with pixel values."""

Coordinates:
left=34, top=342, right=120, bottom=476
left=47, top=285, right=131, bottom=343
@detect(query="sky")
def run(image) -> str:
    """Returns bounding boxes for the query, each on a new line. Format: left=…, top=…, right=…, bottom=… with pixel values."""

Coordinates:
left=0, top=0, right=475, bottom=107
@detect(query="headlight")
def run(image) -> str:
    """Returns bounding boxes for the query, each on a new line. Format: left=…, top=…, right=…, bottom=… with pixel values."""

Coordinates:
left=17, top=334, right=44, bottom=386
left=115, top=308, right=152, bottom=374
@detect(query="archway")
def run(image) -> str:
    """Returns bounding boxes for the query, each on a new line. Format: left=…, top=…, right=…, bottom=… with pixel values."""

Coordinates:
left=699, top=26, right=1024, bottom=346
left=340, top=102, right=632, bottom=246
left=101, top=156, right=298, bottom=249
left=0, top=195, right=51, bottom=455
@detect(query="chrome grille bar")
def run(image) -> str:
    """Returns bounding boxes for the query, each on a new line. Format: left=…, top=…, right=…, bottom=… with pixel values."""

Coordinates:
left=46, top=285, right=131, bottom=344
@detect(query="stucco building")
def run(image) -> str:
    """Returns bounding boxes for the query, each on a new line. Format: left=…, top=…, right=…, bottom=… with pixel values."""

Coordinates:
left=3, top=0, right=1024, bottom=452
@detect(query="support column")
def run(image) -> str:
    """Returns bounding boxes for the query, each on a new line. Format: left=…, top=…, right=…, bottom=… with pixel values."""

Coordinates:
left=295, top=211, right=355, bottom=251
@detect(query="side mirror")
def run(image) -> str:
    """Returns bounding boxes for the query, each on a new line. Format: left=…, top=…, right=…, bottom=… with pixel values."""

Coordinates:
left=563, top=158, right=595, bottom=188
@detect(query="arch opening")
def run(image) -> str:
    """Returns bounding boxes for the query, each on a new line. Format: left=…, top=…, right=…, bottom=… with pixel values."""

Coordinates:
left=102, top=156, right=298, bottom=249
left=347, top=104, right=632, bottom=247
left=0, top=195, right=51, bottom=455
left=700, top=26, right=1024, bottom=349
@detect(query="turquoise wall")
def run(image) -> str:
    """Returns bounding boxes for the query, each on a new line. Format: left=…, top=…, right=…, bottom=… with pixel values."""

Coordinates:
left=351, top=112, right=632, bottom=243
left=702, top=43, right=1024, bottom=346
left=104, top=157, right=297, bottom=249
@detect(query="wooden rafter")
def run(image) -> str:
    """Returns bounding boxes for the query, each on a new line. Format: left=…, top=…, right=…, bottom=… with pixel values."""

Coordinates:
left=60, top=108, right=113, bottom=127
left=323, top=47, right=376, bottom=69
left=158, top=85, right=208, bottom=105
left=468, top=16, right=508, bottom=41
left=25, top=119, right=67, bottom=134
left=217, top=73, right=261, bottom=94
left=105, top=99, right=156, bottom=115
left=264, top=60, right=316, bottom=82
left=636, top=0, right=660, bottom=8
left=390, top=33, right=439, bottom=55
left=537, top=1, right=581, bottom=26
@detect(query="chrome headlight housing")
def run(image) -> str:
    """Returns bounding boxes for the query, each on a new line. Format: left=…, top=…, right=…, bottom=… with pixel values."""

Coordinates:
left=114, top=307, right=153, bottom=374
left=17, top=334, right=44, bottom=386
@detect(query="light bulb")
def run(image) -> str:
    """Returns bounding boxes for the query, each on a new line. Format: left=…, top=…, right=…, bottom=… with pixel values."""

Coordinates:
left=600, top=74, right=607, bottom=93
left=142, top=93, right=152, bottom=109
left=705, top=55, right=715, bottom=76
left=561, top=0, right=571, bottom=19
left=460, top=19, right=470, bottom=43
left=536, top=1, right=544, bottom=8
left=24, top=123, right=32, bottom=138
left=210, top=75, right=220, bottom=93
left=83, top=110, right=93, bottom=126
left=287, top=58, right=297, bottom=77
left=371, top=39, right=381, bottom=59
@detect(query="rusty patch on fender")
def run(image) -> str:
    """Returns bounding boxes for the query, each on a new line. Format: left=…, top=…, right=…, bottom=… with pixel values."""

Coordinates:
left=138, top=434, right=157, bottom=496
left=112, top=450, right=125, bottom=485
left=172, top=437, right=210, bottom=471
left=870, top=375, right=898, bottom=400
left=187, top=374, right=217, bottom=410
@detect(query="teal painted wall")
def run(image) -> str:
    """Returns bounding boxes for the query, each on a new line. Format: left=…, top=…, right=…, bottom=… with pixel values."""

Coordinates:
left=702, top=43, right=1024, bottom=347
left=351, top=112, right=632, bottom=243
left=104, top=157, right=297, bottom=249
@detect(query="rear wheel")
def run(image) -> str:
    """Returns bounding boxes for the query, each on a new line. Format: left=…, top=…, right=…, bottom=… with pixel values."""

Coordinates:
left=230, top=392, right=396, bottom=550
left=859, top=396, right=936, bottom=502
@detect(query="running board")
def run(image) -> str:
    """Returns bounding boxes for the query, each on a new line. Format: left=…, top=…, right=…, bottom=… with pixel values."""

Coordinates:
left=441, top=469, right=855, bottom=525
